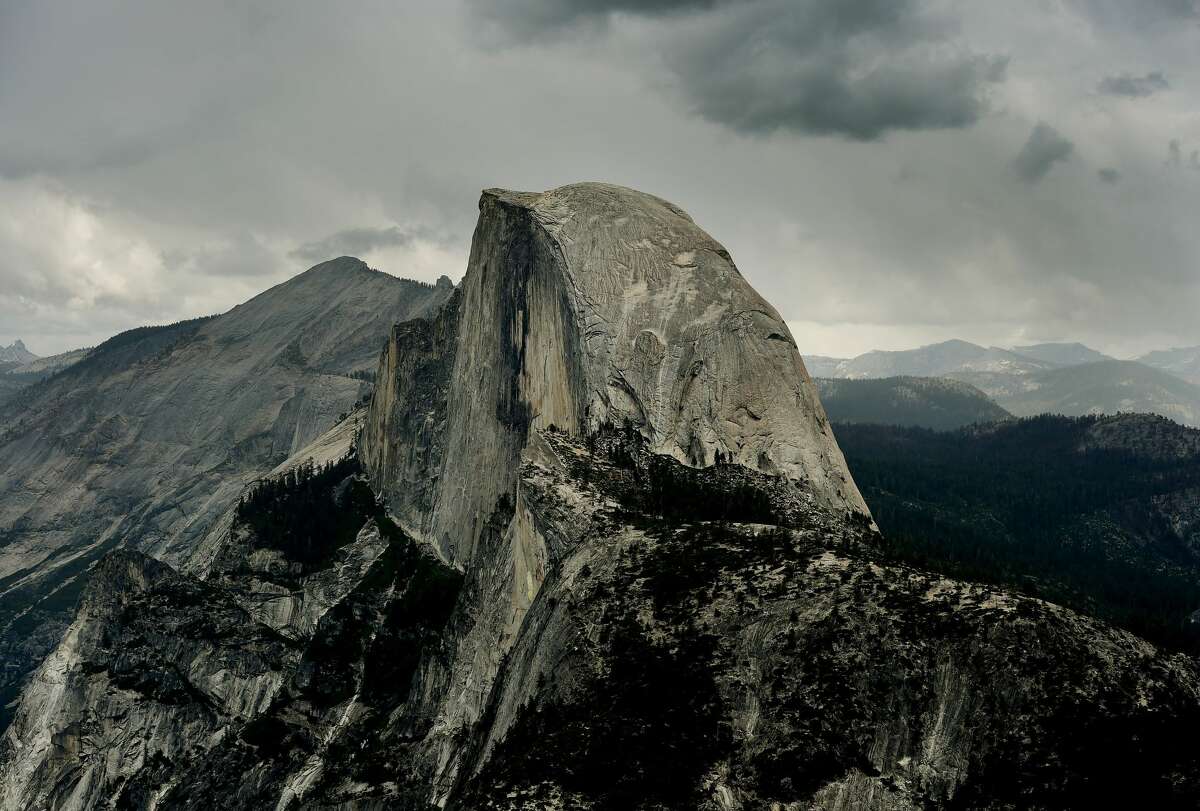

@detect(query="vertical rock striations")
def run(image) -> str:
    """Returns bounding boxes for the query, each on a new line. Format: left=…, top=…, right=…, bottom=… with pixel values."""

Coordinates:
left=357, top=184, right=874, bottom=796
left=362, top=183, right=867, bottom=569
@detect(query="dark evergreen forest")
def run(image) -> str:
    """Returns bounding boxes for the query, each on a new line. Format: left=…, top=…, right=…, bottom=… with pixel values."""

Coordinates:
left=835, top=415, right=1200, bottom=652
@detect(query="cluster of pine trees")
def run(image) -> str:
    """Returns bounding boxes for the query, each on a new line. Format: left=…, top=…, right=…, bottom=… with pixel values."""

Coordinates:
left=236, top=455, right=374, bottom=569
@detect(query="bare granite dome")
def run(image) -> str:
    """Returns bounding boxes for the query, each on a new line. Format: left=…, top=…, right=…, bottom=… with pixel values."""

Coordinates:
left=488, top=182, right=862, bottom=504
left=362, top=182, right=868, bottom=568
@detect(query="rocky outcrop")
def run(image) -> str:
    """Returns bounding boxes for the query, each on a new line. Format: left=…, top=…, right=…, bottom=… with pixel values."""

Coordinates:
left=452, top=430, right=1200, bottom=810
left=0, top=430, right=463, bottom=810
left=362, top=183, right=866, bottom=569
left=0, top=341, right=37, bottom=366
left=0, top=259, right=452, bottom=728
left=357, top=183, right=871, bottom=795
left=5, top=424, right=1198, bottom=809
left=3, top=184, right=1199, bottom=809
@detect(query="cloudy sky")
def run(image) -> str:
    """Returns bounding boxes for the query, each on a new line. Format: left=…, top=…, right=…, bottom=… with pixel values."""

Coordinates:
left=1, top=0, right=1199, bottom=358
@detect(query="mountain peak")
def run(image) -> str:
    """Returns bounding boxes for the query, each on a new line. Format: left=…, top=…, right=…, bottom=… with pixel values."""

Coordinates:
left=0, top=339, right=38, bottom=364
left=303, top=255, right=371, bottom=275
left=364, top=181, right=869, bottom=567
left=1012, top=341, right=1111, bottom=367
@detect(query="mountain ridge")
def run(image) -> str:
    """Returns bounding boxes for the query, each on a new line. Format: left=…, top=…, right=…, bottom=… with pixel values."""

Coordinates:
left=808, top=339, right=1200, bottom=427
left=0, top=258, right=452, bottom=726
left=0, top=340, right=37, bottom=366
left=815, top=375, right=1011, bottom=430
left=1001, top=359, right=1200, bottom=426
left=1140, top=345, right=1200, bottom=385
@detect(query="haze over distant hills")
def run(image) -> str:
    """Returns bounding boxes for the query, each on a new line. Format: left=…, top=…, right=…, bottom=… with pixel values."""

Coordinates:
left=1139, top=346, right=1200, bottom=386
left=1002, top=360, right=1200, bottom=426
left=0, top=344, right=91, bottom=408
left=0, top=341, right=36, bottom=366
left=807, top=339, right=1200, bottom=427
left=806, top=339, right=1049, bottom=380
left=1012, top=342, right=1112, bottom=367
left=815, top=376, right=1011, bottom=430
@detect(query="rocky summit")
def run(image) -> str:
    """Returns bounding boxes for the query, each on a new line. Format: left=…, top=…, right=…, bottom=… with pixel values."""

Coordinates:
left=0, top=341, right=37, bottom=367
left=1, top=184, right=1197, bottom=810
left=0, top=259, right=453, bottom=726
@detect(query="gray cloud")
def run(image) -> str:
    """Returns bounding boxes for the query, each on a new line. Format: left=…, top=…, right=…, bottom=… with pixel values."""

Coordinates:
left=1076, top=0, right=1197, bottom=25
left=1098, top=71, right=1170, bottom=97
left=479, top=0, right=1007, bottom=141
left=2, top=1, right=1200, bottom=358
left=1098, top=168, right=1121, bottom=183
left=476, top=0, right=729, bottom=33
left=1168, top=139, right=1184, bottom=166
left=164, top=232, right=284, bottom=278
left=1014, top=123, right=1074, bottom=183
left=289, top=225, right=442, bottom=265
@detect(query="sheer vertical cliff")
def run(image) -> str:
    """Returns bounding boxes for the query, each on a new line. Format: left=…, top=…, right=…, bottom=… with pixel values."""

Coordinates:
left=3, top=185, right=1198, bottom=810
left=361, top=183, right=867, bottom=568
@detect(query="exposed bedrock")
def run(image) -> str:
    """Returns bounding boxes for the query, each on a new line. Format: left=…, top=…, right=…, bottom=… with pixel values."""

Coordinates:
left=358, top=184, right=874, bottom=796
left=362, top=182, right=868, bottom=570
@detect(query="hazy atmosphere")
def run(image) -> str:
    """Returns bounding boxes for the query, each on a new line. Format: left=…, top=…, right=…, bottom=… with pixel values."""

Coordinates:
left=2, top=0, right=1199, bottom=356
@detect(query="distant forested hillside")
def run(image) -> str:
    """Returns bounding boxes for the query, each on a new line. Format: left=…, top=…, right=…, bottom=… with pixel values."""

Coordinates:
left=835, top=413, right=1200, bottom=651
left=816, top=375, right=1010, bottom=430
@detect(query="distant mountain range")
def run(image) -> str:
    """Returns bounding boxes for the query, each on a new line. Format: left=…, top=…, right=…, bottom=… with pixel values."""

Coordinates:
left=1012, top=342, right=1112, bottom=366
left=815, top=376, right=1011, bottom=430
left=0, top=340, right=37, bottom=366
left=806, top=338, right=1053, bottom=379
left=0, top=344, right=89, bottom=408
left=808, top=339, right=1200, bottom=427
left=1138, top=346, right=1200, bottom=385
left=1002, top=360, right=1200, bottom=426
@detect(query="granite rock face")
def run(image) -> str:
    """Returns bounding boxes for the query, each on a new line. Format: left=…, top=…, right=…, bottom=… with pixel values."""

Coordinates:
left=0, top=259, right=452, bottom=725
left=454, top=430, right=1200, bottom=810
left=2, top=184, right=1199, bottom=810
left=0, top=432, right=458, bottom=810
left=5, top=426, right=1197, bottom=810
left=362, top=183, right=867, bottom=569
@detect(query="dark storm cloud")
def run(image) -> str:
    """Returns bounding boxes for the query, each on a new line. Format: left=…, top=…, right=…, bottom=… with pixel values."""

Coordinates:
left=1014, top=123, right=1074, bottom=183
left=1098, top=71, right=1170, bottom=97
left=289, top=225, right=442, bottom=265
left=478, top=0, right=1008, bottom=141
left=1098, top=168, right=1121, bottom=183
